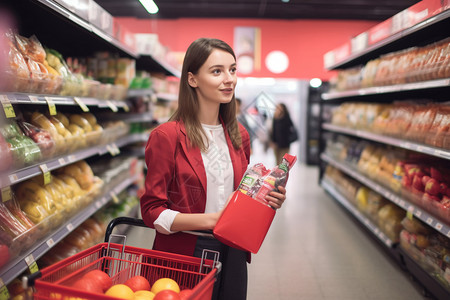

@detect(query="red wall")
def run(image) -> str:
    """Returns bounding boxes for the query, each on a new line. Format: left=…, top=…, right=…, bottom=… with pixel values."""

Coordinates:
left=117, top=18, right=378, bottom=80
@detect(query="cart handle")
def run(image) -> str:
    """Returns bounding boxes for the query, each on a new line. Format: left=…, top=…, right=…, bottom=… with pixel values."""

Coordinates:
left=104, top=216, right=214, bottom=242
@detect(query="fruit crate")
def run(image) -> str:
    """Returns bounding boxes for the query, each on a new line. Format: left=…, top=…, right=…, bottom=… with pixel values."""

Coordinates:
left=27, top=217, right=221, bottom=300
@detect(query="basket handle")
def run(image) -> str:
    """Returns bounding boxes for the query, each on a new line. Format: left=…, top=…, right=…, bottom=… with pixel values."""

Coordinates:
left=104, top=216, right=215, bottom=242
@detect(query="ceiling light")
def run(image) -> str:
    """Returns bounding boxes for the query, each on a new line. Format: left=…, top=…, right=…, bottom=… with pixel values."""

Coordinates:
left=310, top=78, right=322, bottom=88
left=139, top=0, right=159, bottom=14
left=282, top=0, right=290, bottom=3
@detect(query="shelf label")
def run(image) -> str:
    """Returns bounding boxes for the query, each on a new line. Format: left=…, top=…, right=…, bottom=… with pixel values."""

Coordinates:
left=426, top=217, right=433, bottom=225
left=95, top=200, right=102, bottom=209
left=45, top=97, right=57, bottom=115
left=0, top=278, right=10, bottom=300
left=106, top=144, right=120, bottom=156
left=415, top=210, right=422, bottom=218
left=1, top=95, right=16, bottom=118
left=106, top=100, right=118, bottom=112
left=28, top=95, right=39, bottom=103
left=123, top=103, right=130, bottom=112
left=58, top=157, right=66, bottom=165
left=66, top=223, right=74, bottom=231
left=67, top=155, right=76, bottom=163
left=1, top=187, right=11, bottom=202
left=40, top=164, right=51, bottom=185
left=74, top=97, right=90, bottom=112
left=8, top=174, right=18, bottom=184
left=435, top=223, right=443, bottom=230
left=25, top=254, right=39, bottom=274
left=406, top=209, right=414, bottom=221
left=110, top=191, right=119, bottom=204
left=46, top=238, right=55, bottom=247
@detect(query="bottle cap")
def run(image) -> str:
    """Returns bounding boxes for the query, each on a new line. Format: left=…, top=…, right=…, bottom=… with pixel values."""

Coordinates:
left=282, top=153, right=297, bottom=169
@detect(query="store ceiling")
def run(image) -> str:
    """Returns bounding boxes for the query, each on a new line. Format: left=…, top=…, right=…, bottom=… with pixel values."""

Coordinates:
left=95, top=0, right=419, bottom=21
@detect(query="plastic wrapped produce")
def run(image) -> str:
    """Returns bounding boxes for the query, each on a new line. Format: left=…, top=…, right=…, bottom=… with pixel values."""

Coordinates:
left=18, top=121, right=56, bottom=159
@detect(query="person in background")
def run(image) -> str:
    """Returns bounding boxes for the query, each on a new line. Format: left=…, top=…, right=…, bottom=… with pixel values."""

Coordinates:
left=235, top=98, right=254, bottom=151
left=140, top=38, right=287, bottom=300
left=270, top=103, right=297, bottom=164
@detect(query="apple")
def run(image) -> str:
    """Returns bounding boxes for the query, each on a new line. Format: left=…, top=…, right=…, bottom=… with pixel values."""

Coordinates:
left=71, top=278, right=103, bottom=294
left=425, top=178, right=440, bottom=196
left=124, top=275, right=151, bottom=292
left=430, top=167, right=444, bottom=182
left=412, top=175, right=424, bottom=192
left=422, top=176, right=431, bottom=186
left=402, top=175, right=412, bottom=188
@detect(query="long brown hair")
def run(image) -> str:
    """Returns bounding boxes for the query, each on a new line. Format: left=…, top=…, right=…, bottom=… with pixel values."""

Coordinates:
left=170, top=38, right=242, bottom=152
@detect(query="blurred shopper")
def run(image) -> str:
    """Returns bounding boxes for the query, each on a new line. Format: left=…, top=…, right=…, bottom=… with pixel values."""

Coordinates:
left=236, top=98, right=254, bottom=150
left=270, top=103, right=298, bottom=164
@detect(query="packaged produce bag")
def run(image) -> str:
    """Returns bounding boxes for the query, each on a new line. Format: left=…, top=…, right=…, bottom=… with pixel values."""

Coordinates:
left=213, top=154, right=297, bottom=253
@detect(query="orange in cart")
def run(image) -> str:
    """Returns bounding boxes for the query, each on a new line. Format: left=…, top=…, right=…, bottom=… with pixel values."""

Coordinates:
left=134, top=290, right=155, bottom=299
left=105, top=284, right=134, bottom=299
left=151, top=278, right=180, bottom=294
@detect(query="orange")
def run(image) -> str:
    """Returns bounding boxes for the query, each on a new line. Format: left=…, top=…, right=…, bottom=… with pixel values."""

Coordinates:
left=134, top=290, right=155, bottom=300
left=105, top=284, right=134, bottom=299
left=150, top=278, right=180, bottom=294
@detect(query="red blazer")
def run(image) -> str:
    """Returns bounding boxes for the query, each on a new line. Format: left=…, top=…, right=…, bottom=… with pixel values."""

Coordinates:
left=140, top=120, right=251, bottom=257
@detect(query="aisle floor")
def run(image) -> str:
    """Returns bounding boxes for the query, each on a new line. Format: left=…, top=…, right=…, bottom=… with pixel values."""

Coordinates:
left=126, top=142, right=428, bottom=300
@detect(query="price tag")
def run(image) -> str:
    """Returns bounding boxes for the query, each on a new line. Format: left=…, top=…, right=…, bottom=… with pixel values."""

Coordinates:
left=46, top=238, right=55, bottom=247
left=8, top=174, right=18, bottom=184
left=106, top=100, right=118, bottom=112
left=95, top=201, right=102, bottom=209
left=58, top=158, right=66, bottom=165
left=67, top=155, right=76, bottom=163
left=25, top=254, right=39, bottom=274
left=66, top=223, right=74, bottom=231
left=406, top=210, right=414, bottom=221
left=435, top=223, right=443, bottom=230
left=111, top=143, right=120, bottom=155
left=447, top=230, right=450, bottom=238
left=74, top=97, right=90, bottom=112
left=1, top=187, right=11, bottom=202
left=123, top=103, right=130, bottom=112
left=1, top=95, right=16, bottom=118
left=40, top=164, right=51, bottom=185
left=416, top=210, right=422, bottom=217
left=28, top=95, right=39, bottom=103
left=45, top=97, right=57, bottom=115
left=110, top=191, right=119, bottom=204
left=426, top=217, right=433, bottom=225
left=0, top=278, right=10, bottom=300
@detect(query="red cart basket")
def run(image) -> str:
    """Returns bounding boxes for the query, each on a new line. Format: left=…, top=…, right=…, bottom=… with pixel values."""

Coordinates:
left=26, top=217, right=221, bottom=300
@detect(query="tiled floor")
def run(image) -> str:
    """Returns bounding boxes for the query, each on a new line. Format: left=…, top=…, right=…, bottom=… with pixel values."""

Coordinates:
left=127, top=141, right=428, bottom=299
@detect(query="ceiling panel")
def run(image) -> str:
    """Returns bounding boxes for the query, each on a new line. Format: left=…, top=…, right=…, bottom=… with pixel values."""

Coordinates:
left=95, top=0, right=419, bottom=21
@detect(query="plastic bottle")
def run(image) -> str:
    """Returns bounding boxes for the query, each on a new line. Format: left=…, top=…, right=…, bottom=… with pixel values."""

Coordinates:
left=253, top=154, right=297, bottom=205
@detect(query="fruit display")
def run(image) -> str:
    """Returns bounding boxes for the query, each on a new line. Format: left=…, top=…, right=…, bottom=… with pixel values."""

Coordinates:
left=331, top=102, right=450, bottom=149
left=0, top=160, right=103, bottom=267
left=325, top=135, right=450, bottom=223
left=331, top=37, right=450, bottom=91
left=400, top=216, right=450, bottom=290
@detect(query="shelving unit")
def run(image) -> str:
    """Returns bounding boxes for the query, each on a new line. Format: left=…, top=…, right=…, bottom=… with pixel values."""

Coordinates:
left=0, top=171, right=139, bottom=286
left=0, top=0, right=178, bottom=292
left=319, top=2, right=450, bottom=299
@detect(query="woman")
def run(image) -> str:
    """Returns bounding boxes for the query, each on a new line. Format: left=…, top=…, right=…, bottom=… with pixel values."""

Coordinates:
left=271, top=103, right=297, bottom=165
left=140, top=38, right=286, bottom=300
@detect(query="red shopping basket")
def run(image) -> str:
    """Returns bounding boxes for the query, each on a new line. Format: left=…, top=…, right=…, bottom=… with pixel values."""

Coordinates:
left=27, top=217, right=221, bottom=300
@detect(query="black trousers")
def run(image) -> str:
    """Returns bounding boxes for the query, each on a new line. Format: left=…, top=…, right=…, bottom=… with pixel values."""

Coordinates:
left=194, top=236, right=248, bottom=300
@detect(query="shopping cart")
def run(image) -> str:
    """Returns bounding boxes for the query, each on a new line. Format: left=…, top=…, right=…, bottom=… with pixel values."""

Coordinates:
left=25, top=217, right=221, bottom=300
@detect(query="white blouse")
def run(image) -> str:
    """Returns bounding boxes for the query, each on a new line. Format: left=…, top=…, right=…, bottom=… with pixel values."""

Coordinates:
left=153, top=124, right=234, bottom=234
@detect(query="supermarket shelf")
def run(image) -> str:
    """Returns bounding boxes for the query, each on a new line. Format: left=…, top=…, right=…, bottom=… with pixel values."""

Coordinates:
left=3, top=93, right=129, bottom=110
left=322, top=123, right=450, bottom=161
left=127, top=89, right=154, bottom=98
left=321, top=179, right=394, bottom=248
left=400, top=247, right=450, bottom=300
left=326, top=8, right=450, bottom=70
left=0, top=133, right=148, bottom=189
left=102, top=113, right=154, bottom=124
left=137, top=55, right=181, bottom=78
left=322, top=78, right=450, bottom=100
left=0, top=173, right=139, bottom=286
left=321, top=153, right=450, bottom=238
left=156, top=93, right=178, bottom=102
left=34, top=0, right=138, bottom=58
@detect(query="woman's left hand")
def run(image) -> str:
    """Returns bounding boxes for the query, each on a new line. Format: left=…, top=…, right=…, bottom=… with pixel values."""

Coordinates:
left=265, top=186, right=287, bottom=209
